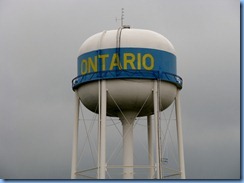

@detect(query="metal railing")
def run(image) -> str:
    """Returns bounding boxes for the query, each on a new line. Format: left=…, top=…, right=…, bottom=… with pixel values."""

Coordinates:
left=72, top=69, right=183, bottom=90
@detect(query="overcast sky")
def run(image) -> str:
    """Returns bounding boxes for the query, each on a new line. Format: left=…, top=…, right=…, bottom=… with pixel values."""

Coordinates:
left=0, top=0, right=240, bottom=180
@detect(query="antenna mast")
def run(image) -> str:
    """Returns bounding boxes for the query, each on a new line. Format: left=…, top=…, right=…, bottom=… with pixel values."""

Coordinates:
left=121, top=8, right=124, bottom=26
left=116, top=8, right=125, bottom=27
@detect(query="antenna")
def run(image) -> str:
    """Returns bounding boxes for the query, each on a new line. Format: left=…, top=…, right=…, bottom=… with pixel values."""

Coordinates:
left=116, top=8, right=125, bottom=27
left=121, top=8, right=124, bottom=26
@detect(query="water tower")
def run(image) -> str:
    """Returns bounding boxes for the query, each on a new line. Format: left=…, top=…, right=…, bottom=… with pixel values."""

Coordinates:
left=71, top=26, right=185, bottom=179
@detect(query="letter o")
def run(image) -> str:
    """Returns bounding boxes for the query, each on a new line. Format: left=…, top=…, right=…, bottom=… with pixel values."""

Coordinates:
left=142, top=54, right=154, bottom=70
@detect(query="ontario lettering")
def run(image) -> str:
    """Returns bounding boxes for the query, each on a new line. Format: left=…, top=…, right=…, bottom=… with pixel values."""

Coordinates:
left=80, top=52, right=155, bottom=75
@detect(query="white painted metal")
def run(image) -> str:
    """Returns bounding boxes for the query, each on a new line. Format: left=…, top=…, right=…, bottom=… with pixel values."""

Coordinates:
left=147, top=115, right=154, bottom=179
left=79, top=29, right=176, bottom=55
left=97, top=31, right=106, bottom=179
left=77, top=28, right=178, bottom=118
left=119, top=112, right=136, bottom=179
left=71, top=91, right=80, bottom=179
left=153, top=80, right=161, bottom=179
left=175, top=90, right=186, bottom=179
left=97, top=81, right=101, bottom=179
left=74, top=28, right=185, bottom=179
left=78, top=80, right=177, bottom=117
left=99, top=80, right=107, bottom=179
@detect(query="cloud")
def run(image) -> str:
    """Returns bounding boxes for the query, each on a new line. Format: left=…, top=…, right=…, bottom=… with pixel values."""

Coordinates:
left=0, top=0, right=240, bottom=179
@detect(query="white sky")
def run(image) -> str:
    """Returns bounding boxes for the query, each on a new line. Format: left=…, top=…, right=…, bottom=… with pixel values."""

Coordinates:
left=0, top=0, right=240, bottom=179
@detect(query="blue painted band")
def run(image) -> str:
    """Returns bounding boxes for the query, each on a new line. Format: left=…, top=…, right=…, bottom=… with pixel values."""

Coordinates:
left=72, top=48, right=183, bottom=90
left=77, top=48, right=176, bottom=75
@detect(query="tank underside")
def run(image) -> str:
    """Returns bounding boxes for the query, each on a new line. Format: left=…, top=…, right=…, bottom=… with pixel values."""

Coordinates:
left=77, top=79, right=177, bottom=117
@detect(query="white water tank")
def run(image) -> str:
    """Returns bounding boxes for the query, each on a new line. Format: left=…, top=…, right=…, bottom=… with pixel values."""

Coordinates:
left=72, top=28, right=182, bottom=117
